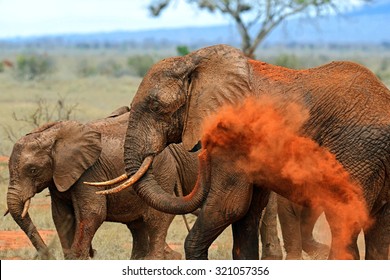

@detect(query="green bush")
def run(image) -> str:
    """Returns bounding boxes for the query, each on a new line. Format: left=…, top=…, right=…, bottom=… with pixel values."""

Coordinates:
left=376, top=70, right=390, bottom=85
left=127, top=55, right=155, bottom=77
left=15, top=54, right=54, bottom=80
left=0, top=63, right=4, bottom=73
left=77, top=59, right=126, bottom=78
left=177, top=45, right=190, bottom=56
left=274, top=54, right=301, bottom=69
left=96, top=59, right=125, bottom=77
left=375, top=58, right=390, bottom=85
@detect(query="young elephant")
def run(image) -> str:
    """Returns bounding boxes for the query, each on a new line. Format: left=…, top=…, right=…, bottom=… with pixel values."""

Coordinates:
left=6, top=107, right=197, bottom=259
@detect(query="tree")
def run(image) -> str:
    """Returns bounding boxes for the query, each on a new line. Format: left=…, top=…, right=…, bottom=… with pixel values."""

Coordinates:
left=149, top=0, right=373, bottom=58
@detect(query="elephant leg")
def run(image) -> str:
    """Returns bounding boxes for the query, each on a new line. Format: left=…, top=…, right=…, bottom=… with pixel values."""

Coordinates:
left=70, top=214, right=104, bottom=259
left=326, top=212, right=360, bottom=260
left=185, top=176, right=253, bottom=260
left=260, top=192, right=283, bottom=260
left=348, top=233, right=360, bottom=260
left=365, top=203, right=390, bottom=260
left=70, top=192, right=106, bottom=259
left=163, top=242, right=182, bottom=260
left=232, top=186, right=270, bottom=260
left=144, top=211, right=177, bottom=260
left=277, top=194, right=303, bottom=259
left=51, top=197, right=75, bottom=259
left=127, top=219, right=149, bottom=259
left=300, top=206, right=329, bottom=259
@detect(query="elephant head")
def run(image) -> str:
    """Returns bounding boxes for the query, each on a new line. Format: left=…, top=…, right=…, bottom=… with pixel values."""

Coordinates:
left=98, top=45, right=251, bottom=214
left=7, top=121, right=101, bottom=257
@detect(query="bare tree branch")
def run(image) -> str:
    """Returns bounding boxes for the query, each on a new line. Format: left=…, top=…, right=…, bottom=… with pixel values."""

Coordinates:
left=148, top=0, right=374, bottom=58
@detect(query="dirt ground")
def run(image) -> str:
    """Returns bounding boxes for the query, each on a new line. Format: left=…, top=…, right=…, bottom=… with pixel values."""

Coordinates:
left=0, top=210, right=367, bottom=260
left=0, top=230, right=56, bottom=252
left=0, top=156, right=8, bottom=163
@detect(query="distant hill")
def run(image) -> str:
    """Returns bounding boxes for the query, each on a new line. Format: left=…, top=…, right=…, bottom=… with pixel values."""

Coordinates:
left=1, top=1, right=389, bottom=48
left=266, top=1, right=390, bottom=45
left=347, top=0, right=390, bottom=16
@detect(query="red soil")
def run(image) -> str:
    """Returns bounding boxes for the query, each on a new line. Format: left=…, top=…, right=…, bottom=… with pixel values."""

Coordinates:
left=0, top=230, right=55, bottom=251
left=0, top=156, right=9, bottom=163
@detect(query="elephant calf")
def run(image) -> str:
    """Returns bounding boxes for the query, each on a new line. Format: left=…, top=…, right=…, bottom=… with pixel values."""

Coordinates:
left=6, top=107, right=199, bottom=259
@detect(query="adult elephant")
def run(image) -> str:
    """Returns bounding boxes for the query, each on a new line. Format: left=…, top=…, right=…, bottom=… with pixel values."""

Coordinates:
left=98, top=44, right=389, bottom=260
left=6, top=105, right=290, bottom=260
left=6, top=107, right=194, bottom=260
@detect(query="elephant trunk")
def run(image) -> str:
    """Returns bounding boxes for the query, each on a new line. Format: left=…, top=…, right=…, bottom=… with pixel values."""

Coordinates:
left=123, top=128, right=211, bottom=214
left=135, top=150, right=210, bottom=214
left=7, top=187, right=52, bottom=259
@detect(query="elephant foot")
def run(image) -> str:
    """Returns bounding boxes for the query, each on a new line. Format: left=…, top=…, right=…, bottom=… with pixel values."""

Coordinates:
left=261, top=243, right=283, bottom=260
left=164, top=244, right=182, bottom=260
left=143, top=253, right=165, bottom=260
left=285, top=253, right=303, bottom=260
left=302, top=240, right=329, bottom=260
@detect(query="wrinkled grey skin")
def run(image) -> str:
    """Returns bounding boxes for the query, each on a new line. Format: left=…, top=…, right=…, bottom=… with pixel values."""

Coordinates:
left=120, top=44, right=390, bottom=259
left=6, top=107, right=196, bottom=259
left=277, top=195, right=329, bottom=259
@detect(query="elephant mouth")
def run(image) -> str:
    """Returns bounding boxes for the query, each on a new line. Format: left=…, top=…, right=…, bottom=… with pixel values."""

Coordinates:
left=7, top=181, right=47, bottom=219
left=6, top=188, right=34, bottom=219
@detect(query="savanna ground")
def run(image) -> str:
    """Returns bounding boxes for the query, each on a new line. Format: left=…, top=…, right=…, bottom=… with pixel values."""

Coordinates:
left=0, top=45, right=389, bottom=260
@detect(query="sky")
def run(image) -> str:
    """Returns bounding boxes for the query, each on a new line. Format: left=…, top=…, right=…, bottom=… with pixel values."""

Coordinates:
left=0, top=0, right=383, bottom=39
left=0, top=0, right=229, bottom=38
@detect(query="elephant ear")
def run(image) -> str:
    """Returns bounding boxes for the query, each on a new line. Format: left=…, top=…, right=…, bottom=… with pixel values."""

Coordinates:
left=182, top=44, right=253, bottom=151
left=107, top=106, right=130, bottom=118
left=52, top=121, right=102, bottom=192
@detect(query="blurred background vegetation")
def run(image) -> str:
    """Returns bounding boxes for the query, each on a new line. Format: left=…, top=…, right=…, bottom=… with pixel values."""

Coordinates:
left=0, top=46, right=384, bottom=261
left=0, top=0, right=388, bottom=259
left=2, top=44, right=389, bottom=156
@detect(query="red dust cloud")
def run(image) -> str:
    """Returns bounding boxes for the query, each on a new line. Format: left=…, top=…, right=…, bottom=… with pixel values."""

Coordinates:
left=201, top=96, right=372, bottom=259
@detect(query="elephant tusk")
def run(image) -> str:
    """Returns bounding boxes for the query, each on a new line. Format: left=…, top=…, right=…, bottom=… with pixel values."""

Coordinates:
left=4, top=208, right=9, bottom=217
left=84, top=173, right=128, bottom=187
left=21, top=199, right=31, bottom=219
left=96, top=155, right=154, bottom=195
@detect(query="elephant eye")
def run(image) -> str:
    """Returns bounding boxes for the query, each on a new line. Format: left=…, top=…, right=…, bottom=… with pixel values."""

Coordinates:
left=149, top=99, right=161, bottom=112
left=24, top=165, right=41, bottom=177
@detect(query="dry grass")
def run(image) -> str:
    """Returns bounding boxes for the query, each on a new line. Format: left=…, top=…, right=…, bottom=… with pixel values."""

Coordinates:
left=0, top=47, right=384, bottom=260
left=0, top=49, right=145, bottom=259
